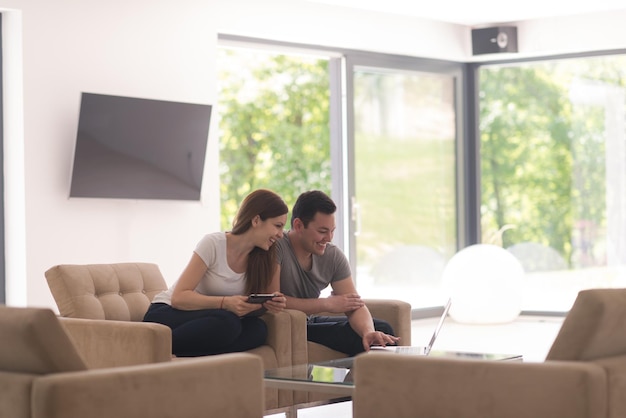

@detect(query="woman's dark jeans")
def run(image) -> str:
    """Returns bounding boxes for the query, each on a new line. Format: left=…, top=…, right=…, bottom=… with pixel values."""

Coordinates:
left=143, top=303, right=267, bottom=357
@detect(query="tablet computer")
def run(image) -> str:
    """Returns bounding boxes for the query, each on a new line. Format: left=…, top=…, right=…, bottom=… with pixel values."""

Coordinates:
left=247, top=294, right=276, bottom=303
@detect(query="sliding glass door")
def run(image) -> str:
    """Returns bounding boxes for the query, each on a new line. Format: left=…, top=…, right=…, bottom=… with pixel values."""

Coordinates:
left=217, top=38, right=467, bottom=311
left=344, top=55, right=465, bottom=309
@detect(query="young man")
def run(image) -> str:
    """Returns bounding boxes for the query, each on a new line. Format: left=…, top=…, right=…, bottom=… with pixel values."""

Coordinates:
left=275, top=190, right=399, bottom=356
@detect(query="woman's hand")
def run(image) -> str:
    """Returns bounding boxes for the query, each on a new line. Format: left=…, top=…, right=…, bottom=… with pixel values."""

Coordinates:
left=222, top=295, right=266, bottom=317
left=263, top=292, right=286, bottom=314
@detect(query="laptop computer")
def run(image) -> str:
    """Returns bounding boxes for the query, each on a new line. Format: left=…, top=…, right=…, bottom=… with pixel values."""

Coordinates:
left=369, top=298, right=452, bottom=356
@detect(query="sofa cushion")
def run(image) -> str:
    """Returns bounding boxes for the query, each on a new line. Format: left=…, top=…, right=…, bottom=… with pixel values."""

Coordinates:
left=45, top=263, right=167, bottom=321
left=0, top=306, right=87, bottom=374
left=547, top=288, right=626, bottom=361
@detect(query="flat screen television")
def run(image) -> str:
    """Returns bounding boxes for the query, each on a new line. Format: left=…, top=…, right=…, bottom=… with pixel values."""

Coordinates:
left=69, top=92, right=212, bottom=201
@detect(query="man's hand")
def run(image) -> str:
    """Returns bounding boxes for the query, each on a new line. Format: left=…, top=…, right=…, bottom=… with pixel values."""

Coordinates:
left=324, top=292, right=365, bottom=313
left=363, top=331, right=400, bottom=351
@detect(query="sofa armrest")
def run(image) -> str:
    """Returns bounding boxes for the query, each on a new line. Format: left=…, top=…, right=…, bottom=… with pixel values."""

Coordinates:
left=353, top=353, right=607, bottom=418
left=59, top=317, right=172, bottom=368
left=259, top=310, right=293, bottom=369
left=286, top=309, right=308, bottom=366
left=260, top=309, right=308, bottom=367
left=593, top=354, right=626, bottom=418
left=32, top=353, right=264, bottom=418
left=363, top=299, right=411, bottom=345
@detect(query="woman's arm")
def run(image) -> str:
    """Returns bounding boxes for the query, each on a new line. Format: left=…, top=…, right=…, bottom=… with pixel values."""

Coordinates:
left=171, top=252, right=273, bottom=316
left=170, top=253, right=222, bottom=310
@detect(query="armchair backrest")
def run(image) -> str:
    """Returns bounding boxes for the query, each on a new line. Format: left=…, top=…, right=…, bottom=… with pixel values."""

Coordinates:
left=0, top=306, right=87, bottom=374
left=45, top=263, right=168, bottom=321
left=546, top=288, right=626, bottom=361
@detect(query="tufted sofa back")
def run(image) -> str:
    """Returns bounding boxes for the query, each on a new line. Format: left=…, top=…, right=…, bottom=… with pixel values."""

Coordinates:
left=45, top=263, right=168, bottom=322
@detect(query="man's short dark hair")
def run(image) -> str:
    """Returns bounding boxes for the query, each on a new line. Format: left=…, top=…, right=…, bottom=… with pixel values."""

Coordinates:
left=291, top=190, right=336, bottom=228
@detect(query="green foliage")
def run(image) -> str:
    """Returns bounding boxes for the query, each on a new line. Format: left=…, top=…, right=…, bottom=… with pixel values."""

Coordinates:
left=353, top=71, right=458, bottom=265
left=218, top=49, right=331, bottom=229
left=355, top=134, right=456, bottom=263
left=480, top=65, right=573, bottom=260
left=479, top=56, right=626, bottom=267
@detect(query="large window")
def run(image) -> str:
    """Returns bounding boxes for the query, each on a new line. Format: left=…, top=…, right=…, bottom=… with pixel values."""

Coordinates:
left=350, top=65, right=459, bottom=308
left=218, top=40, right=465, bottom=310
left=218, top=36, right=626, bottom=315
left=479, top=54, right=626, bottom=311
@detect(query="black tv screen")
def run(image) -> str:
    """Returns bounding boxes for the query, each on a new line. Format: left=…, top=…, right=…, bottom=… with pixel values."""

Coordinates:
left=69, top=93, right=211, bottom=200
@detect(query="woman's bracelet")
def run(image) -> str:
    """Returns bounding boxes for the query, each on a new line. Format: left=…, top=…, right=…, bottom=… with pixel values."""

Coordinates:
left=220, top=296, right=225, bottom=310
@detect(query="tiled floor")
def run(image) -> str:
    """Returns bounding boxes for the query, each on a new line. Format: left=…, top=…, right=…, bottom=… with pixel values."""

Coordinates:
left=266, top=314, right=565, bottom=417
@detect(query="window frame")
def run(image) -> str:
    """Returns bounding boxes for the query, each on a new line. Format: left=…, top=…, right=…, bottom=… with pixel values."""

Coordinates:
left=217, top=35, right=626, bottom=316
left=217, top=33, right=473, bottom=261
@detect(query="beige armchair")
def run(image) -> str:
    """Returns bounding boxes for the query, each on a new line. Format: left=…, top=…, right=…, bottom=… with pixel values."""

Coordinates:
left=0, top=305, right=264, bottom=418
left=44, top=262, right=305, bottom=409
left=304, top=298, right=412, bottom=364
left=353, top=288, right=626, bottom=418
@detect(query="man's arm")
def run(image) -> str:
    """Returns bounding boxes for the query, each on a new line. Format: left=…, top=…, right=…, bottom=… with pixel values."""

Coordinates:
left=284, top=287, right=365, bottom=315
left=332, top=277, right=400, bottom=350
left=332, top=277, right=374, bottom=336
left=277, top=258, right=364, bottom=315
left=284, top=294, right=331, bottom=316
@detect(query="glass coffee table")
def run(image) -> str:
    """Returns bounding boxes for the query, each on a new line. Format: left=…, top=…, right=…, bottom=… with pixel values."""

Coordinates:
left=264, top=350, right=522, bottom=417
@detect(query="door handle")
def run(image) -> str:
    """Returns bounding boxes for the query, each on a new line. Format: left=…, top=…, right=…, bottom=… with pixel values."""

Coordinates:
left=351, top=196, right=361, bottom=236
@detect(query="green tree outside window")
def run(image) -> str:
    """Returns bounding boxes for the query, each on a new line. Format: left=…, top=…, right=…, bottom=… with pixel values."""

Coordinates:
left=218, top=48, right=331, bottom=229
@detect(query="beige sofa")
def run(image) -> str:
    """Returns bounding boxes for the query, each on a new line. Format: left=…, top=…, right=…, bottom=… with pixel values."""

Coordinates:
left=44, top=262, right=304, bottom=409
left=0, top=305, right=264, bottom=418
left=353, top=288, right=626, bottom=418
left=45, top=262, right=412, bottom=409
left=45, top=263, right=412, bottom=365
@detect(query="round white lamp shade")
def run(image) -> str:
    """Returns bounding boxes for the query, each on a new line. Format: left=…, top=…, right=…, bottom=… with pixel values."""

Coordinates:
left=442, top=244, right=524, bottom=324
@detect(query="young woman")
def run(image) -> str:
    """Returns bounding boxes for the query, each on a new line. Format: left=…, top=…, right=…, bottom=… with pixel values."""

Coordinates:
left=143, top=189, right=288, bottom=357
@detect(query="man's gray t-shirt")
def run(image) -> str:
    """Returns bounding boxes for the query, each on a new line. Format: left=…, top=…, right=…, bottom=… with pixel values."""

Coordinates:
left=276, top=232, right=352, bottom=298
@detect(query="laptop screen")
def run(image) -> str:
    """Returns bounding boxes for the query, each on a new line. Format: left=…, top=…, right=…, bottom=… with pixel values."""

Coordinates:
left=425, top=298, right=452, bottom=354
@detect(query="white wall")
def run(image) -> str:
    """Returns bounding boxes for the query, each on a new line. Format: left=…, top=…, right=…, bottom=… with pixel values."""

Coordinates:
left=516, top=10, right=626, bottom=58
left=1, top=0, right=222, bottom=309
left=2, top=0, right=626, bottom=310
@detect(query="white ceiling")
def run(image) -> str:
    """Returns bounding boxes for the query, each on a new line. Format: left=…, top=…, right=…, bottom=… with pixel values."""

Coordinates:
left=307, top=0, right=626, bottom=26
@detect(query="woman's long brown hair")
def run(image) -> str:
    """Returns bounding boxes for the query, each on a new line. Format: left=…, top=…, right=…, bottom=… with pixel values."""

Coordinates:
left=231, top=189, right=288, bottom=294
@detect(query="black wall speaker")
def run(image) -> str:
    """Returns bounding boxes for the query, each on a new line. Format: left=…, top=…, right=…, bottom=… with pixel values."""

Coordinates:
left=471, top=26, right=518, bottom=55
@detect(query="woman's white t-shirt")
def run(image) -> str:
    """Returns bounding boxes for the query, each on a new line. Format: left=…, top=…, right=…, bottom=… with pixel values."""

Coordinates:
left=151, top=232, right=246, bottom=305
